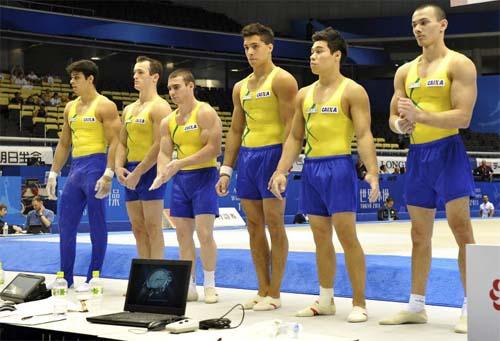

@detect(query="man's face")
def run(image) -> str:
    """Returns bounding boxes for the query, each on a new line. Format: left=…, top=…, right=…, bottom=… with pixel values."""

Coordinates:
left=167, top=76, right=193, bottom=105
left=411, top=6, right=447, bottom=47
left=310, top=40, right=340, bottom=75
left=387, top=200, right=394, bottom=208
left=133, top=61, right=157, bottom=91
left=483, top=196, right=489, bottom=203
left=243, top=35, right=272, bottom=68
left=69, top=71, right=92, bottom=96
left=0, top=208, right=6, bottom=217
left=32, top=200, right=42, bottom=211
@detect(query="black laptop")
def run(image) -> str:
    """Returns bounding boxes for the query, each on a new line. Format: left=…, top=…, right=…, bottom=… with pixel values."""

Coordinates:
left=87, top=259, right=192, bottom=328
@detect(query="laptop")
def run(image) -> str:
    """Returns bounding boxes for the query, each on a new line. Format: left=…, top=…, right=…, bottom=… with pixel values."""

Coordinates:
left=87, top=259, right=192, bottom=328
left=27, top=224, right=49, bottom=234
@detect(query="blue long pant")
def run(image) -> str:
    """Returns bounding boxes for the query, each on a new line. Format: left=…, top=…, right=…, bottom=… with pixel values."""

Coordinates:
left=58, top=153, right=107, bottom=287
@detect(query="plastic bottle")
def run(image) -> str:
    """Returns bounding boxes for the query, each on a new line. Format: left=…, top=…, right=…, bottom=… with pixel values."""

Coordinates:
left=89, top=270, right=103, bottom=312
left=51, top=271, right=68, bottom=314
left=2, top=222, right=8, bottom=236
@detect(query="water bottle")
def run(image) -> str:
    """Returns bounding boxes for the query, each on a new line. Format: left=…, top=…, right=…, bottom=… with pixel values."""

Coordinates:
left=51, top=271, right=68, bottom=314
left=89, top=270, right=103, bottom=313
left=2, top=222, right=8, bottom=236
left=0, top=261, right=5, bottom=287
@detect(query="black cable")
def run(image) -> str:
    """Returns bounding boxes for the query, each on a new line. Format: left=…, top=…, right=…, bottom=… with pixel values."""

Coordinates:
left=199, top=303, right=245, bottom=330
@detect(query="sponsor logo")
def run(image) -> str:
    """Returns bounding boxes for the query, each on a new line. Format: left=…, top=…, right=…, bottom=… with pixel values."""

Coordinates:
left=409, top=82, right=420, bottom=89
left=256, top=90, right=270, bottom=98
left=69, top=117, right=77, bottom=122
left=184, top=124, right=198, bottom=131
left=135, top=118, right=146, bottom=124
left=83, top=117, right=96, bottom=123
left=321, top=106, right=338, bottom=114
left=489, top=278, right=500, bottom=311
left=426, top=79, right=445, bottom=87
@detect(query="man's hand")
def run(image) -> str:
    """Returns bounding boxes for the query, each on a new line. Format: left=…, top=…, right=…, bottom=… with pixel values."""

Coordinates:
left=94, top=174, right=113, bottom=199
left=364, top=173, right=380, bottom=203
left=46, top=174, right=57, bottom=200
left=149, top=160, right=182, bottom=191
left=125, top=171, right=141, bottom=190
left=115, top=167, right=130, bottom=186
left=397, top=97, right=423, bottom=123
left=215, top=176, right=230, bottom=197
left=268, top=171, right=288, bottom=200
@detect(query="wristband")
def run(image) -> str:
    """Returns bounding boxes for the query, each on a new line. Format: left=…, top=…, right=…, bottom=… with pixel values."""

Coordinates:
left=104, top=168, right=114, bottom=178
left=48, top=171, right=58, bottom=180
left=394, top=118, right=405, bottom=134
left=219, top=165, right=233, bottom=178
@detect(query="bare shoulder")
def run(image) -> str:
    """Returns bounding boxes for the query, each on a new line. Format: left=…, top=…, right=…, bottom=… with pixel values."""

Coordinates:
left=199, top=102, right=218, bottom=118
left=152, top=97, right=172, bottom=113
left=297, top=84, right=312, bottom=101
left=395, top=61, right=412, bottom=80
left=448, top=50, right=476, bottom=75
left=97, top=95, right=117, bottom=110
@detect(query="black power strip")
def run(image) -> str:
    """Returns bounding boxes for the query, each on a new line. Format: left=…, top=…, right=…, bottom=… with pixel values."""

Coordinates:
left=199, top=317, right=231, bottom=330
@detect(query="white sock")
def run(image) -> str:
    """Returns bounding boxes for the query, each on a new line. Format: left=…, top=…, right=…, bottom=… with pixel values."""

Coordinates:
left=203, top=270, right=215, bottom=288
left=408, top=294, right=425, bottom=313
left=189, top=275, right=196, bottom=288
left=461, top=297, right=467, bottom=316
left=319, top=286, right=334, bottom=307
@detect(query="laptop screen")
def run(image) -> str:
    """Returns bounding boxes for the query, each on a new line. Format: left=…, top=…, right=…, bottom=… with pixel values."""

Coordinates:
left=124, top=259, right=192, bottom=315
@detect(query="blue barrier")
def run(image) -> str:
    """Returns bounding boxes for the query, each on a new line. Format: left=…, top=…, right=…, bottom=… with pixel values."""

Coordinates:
left=1, top=173, right=498, bottom=230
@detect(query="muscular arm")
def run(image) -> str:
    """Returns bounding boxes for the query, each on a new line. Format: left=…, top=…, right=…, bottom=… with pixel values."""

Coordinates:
left=349, top=83, right=378, bottom=177
left=156, top=117, right=174, bottom=173
left=389, top=64, right=414, bottom=134
left=274, top=88, right=306, bottom=174
left=273, top=71, right=298, bottom=140
left=133, top=100, right=172, bottom=175
left=98, top=99, right=121, bottom=170
left=176, top=104, right=222, bottom=168
left=221, top=81, right=245, bottom=168
left=115, top=106, right=130, bottom=169
left=50, top=102, right=73, bottom=173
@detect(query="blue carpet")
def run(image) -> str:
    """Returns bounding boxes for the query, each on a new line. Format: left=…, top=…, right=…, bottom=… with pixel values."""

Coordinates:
left=0, top=238, right=463, bottom=307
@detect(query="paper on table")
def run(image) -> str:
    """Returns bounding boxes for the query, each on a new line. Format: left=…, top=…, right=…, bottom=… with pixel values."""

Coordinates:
left=2, top=313, right=67, bottom=325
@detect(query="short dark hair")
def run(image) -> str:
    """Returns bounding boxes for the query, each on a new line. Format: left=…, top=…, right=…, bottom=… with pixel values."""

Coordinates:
left=0, top=203, right=6, bottom=210
left=32, top=196, right=43, bottom=203
left=65, top=59, right=99, bottom=84
left=241, top=23, right=274, bottom=44
left=168, top=68, right=195, bottom=86
left=386, top=197, right=394, bottom=203
left=312, top=27, right=348, bottom=63
left=136, top=56, right=163, bottom=79
left=414, top=3, right=446, bottom=21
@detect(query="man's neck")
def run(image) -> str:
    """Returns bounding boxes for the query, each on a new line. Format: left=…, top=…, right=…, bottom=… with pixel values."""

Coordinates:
left=252, top=61, right=274, bottom=78
left=80, top=89, right=99, bottom=104
left=177, top=98, right=198, bottom=116
left=421, top=40, right=448, bottom=63
left=139, top=87, right=158, bottom=103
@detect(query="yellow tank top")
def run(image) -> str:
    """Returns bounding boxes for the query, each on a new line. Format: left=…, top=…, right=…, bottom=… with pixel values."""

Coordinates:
left=125, top=98, right=158, bottom=162
left=168, top=102, right=217, bottom=171
left=68, top=95, right=106, bottom=158
left=239, top=67, right=284, bottom=147
left=405, top=53, right=458, bottom=144
left=302, top=78, right=353, bottom=157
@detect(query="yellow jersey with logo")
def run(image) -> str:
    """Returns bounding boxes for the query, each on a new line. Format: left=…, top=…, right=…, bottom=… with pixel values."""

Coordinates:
left=168, top=102, right=216, bottom=171
left=239, top=67, right=284, bottom=147
left=302, top=78, right=353, bottom=157
left=125, top=98, right=158, bottom=162
left=405, top=53, right=458, bottom=144
left=68, top=95, right=106, bottom=158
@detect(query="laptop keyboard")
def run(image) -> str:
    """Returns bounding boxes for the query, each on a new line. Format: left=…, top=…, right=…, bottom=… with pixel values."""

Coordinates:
left=103, top=312, right=177, bottom=323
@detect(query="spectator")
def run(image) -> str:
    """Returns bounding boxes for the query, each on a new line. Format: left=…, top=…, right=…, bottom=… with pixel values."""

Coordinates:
left=356, top=158, right=367, bottom=180
left=293, top=213, right=308, bottom=224
left=379, top=164, right=389, bottom=174
left=479, top=195, right=494, bottom=218
left=474, top=160, right=493, bottom=182
left=377, top=197, right=399, bottom=221
left=10, top=64, right=24, bottom=78
left=400, top=166, right=406, bottom=174
left=26, top=71, right=39, bottom=82
left=50, top=92, right=61, bottom=106
left=0, top=203, right=23, bottom=234
left=46, top=74, right=54, bottom=84
left=33, top=104, right=46, bottom=118
left=9, top=92, right=23, bottom=105
left=392, top=166, right=400, bottom=174
left=25, top=95, right=36, bottom=105
left=25, top=196, right=54, bottom=233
